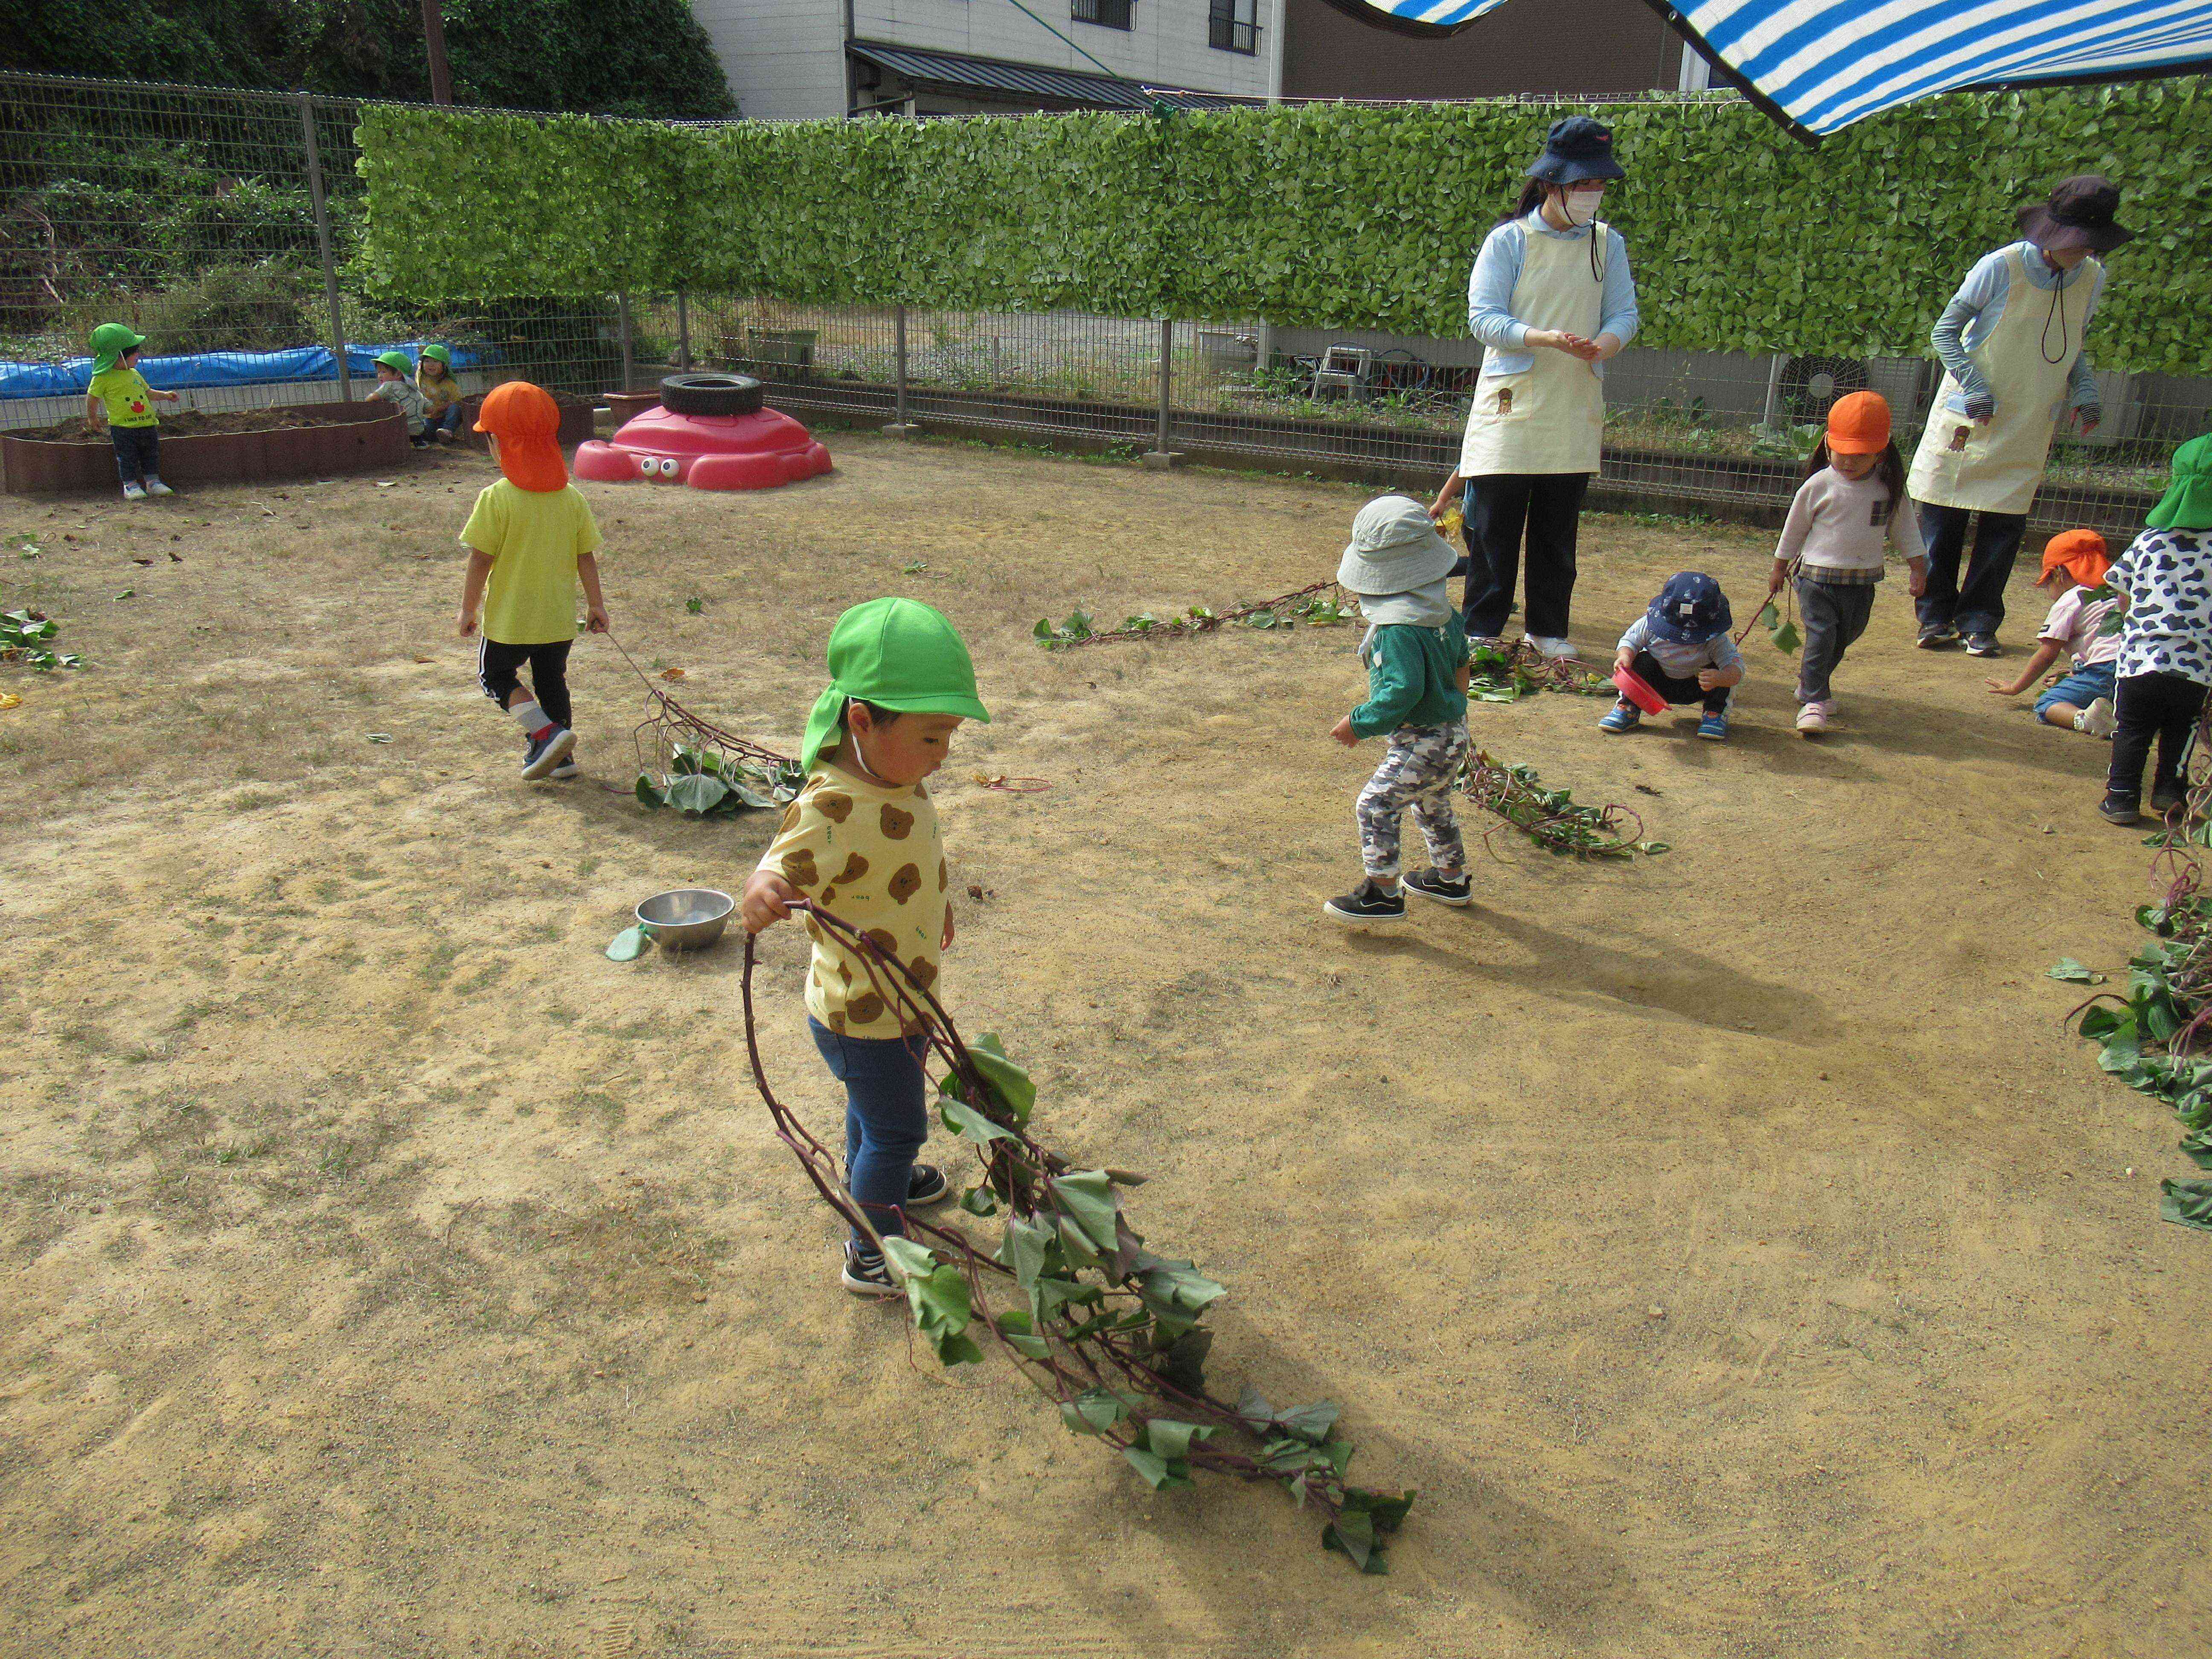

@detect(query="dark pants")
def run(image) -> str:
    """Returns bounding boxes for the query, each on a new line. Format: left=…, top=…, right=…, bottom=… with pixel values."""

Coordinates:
left=810, top=1017, right=931, bottom=1248
left=2107, top=671, right=2207, bottom=805
left=476, top=636, right=572, bottom=727
left=1915, top=503, right=2027, bottom=639
left=1631, top=650, right=1729, bottom=713
left=1462, top=473, right=1589, bottom=640
left=1796, top=577, right=1877, bottom=704
left=110, top=424, right=159, bottom=485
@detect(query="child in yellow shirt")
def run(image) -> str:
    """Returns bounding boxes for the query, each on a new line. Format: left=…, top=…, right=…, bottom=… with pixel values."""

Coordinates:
left=742, top=597, right=990, bottom=1296
left=417, top=343, right=465, bottom=443
left=456, top=381, right=608, bottom=780
left=82, top=323, right=179, bottom=501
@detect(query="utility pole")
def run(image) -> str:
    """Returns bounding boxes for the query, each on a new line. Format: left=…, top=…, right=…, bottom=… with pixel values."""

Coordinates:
left=422, top=0, right=455, bottom=103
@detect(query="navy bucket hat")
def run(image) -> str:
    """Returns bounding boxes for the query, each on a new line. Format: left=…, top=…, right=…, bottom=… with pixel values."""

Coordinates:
left=1646, top=572, right=1731, bottom=645
left=1526, top=117, right=1626, bottom=186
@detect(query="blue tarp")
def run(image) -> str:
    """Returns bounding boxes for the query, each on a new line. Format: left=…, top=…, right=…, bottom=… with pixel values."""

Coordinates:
left=0, top=341, right=491, bottom=402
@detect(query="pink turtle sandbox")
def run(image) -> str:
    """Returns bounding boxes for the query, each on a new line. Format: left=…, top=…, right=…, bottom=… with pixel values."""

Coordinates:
left=574, top=393, right=832, bottom=492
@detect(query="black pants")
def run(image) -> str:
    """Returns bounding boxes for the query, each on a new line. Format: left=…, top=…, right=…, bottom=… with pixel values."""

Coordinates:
left=1796, top=576, right=1877, bottom=704
left=1463, top=472, right=1589, bottom=640
left=1915, top=503, right=2026, bottom=639
left=2107, top=670, right=2206, bottom=804
left=477, top=637, right=573, bottom=728
left=110, top=424, right=159, bottom=485
left=1632, top=650, right=1729, bottom=714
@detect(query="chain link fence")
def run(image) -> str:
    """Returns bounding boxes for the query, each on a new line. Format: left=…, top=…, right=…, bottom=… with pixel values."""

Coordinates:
left=4, top=67, right=2206, bottom=541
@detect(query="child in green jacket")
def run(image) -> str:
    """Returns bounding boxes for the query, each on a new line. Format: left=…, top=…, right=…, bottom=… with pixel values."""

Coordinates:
left=1325, top=495, right=1475, bottom=925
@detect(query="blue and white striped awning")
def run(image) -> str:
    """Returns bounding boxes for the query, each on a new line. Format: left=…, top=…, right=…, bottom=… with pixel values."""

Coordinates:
left=1313, top=0, right=2212, bottom=139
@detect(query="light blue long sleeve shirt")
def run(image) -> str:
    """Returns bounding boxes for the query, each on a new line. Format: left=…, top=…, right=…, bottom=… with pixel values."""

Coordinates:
left=1467, top=212, right=1639, bottom=378
left=1929, top=241, right=2104, bottom=417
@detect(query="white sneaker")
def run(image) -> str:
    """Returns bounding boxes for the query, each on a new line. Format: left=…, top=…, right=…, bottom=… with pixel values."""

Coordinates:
left=1795, top=699, right=1833, bottom=736
left=122, top=483, right=147, bottom=501
left=2075, top=697, right=2116, bottom=739
left=1528, top=634, right=1578, bottom=660
left=144, top=479, right=174, bottom=497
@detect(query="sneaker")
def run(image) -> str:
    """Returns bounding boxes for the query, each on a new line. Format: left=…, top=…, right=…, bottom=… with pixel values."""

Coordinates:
left=2099, top=794, right=2141, bottom=826
left=144, top=478, right=174, bottom=497
left=122, top=482, right=147, bottom=502
left=1964, top=633, right=2002, bottom=657
left=1917, top=625, right=1956, bottom=649
left=2075, top=697, right=2117, bottom=739
left=2152, top=779, right=2188, bottom=815
left=1697, top=710, right=1729, bottom=742
left=550, top=757, right=579, bottom=780
left=1402, top=868, right=1473, bottom=907
left=1323, top=878, right=1405, bottom=925
left=1528, top=634, right=1579, bottom=661
left=1598, top=702, right=1641, bottom=734
left=904, top=1163, right=954, bottom=1207
left=840, top=1243, right=902, bottom=1298
left=1795, top=700, right=1833, bottom=736
left=521, top=726, right=577, bottom=779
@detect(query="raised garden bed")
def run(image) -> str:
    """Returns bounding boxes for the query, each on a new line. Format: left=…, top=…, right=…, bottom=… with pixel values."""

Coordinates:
left=0, top=400, right=410, bottom=495
left=452, top=390, right=598, bottom=454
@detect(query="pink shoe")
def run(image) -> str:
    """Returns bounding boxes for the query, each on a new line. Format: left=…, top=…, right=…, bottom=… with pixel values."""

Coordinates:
left=1795, top=699, right=1834, bottom=736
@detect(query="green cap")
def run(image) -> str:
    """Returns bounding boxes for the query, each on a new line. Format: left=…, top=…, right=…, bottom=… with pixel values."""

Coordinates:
left=375, top=349, right=413, bottom=374
left=90, top=322, right=146, bottom=374
left=2148, top=434, right=2212, bottom=533
left=420, top=343, right=452, bottom=368
left=800, top=598, right=990, bottom=774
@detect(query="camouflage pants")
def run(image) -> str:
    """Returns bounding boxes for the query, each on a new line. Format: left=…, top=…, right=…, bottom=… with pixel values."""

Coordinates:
left=1356, top=722, right=1470, bottom=881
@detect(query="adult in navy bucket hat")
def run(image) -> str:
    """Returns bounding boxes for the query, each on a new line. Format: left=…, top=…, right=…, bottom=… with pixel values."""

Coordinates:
left=1602, top=571, right=1745, bottom=742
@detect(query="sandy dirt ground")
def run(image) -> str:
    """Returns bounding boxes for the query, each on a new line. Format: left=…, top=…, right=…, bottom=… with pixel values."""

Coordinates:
left=3, top=432, right=2208, bottom=1659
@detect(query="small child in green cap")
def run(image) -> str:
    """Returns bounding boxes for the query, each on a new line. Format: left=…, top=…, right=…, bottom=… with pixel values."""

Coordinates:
left=417, top=344, right=465, bottom=443
left=369, top=350, right=431, bottom=447
left=82, top=323, right=179, bottom=501
left=742, top=597, right=991, bottom=1296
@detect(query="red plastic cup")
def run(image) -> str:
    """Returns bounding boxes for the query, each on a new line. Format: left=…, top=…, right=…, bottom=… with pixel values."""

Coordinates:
left=1612, top=664, right=1669, bottom=716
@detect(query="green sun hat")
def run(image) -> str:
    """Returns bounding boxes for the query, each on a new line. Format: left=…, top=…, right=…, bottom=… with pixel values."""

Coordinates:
left=2148, top=434, right=2212, bottom=533
left=89, top=322, right=147, bottom=374
left=375, top=349, right=413, bottom=374
left=799, top=597, right=990, bottom=774
left=420, top=343, right=452, bottom=368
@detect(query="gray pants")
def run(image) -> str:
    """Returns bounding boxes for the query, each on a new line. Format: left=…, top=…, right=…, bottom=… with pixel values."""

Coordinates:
left=1796, top=576, right=1877, bottom=704
left=1356, top=722, right=1471, bottom=881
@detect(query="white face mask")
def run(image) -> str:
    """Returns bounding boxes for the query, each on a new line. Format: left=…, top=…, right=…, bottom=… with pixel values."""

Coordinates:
left=1562, top=186, right=1604, bottom=227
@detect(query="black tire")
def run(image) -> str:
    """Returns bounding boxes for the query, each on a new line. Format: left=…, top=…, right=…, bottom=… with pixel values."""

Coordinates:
left=659, top=373, right=764, bottom=416
left=1777, top=355, right=1869, bottom=426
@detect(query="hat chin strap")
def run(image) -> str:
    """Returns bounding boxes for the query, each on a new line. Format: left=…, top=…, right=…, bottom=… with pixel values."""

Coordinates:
left=847, top=718, right=895, bottom=786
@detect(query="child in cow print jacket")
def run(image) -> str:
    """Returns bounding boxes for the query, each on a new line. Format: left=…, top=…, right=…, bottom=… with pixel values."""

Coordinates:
left=2101, top=435, right=2212, bottom=826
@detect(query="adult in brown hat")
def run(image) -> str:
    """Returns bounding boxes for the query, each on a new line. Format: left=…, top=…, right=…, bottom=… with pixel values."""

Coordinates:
left=1906, top=175, right=2133, bottom=657
left=1428, top=116, right=1640, bottom=663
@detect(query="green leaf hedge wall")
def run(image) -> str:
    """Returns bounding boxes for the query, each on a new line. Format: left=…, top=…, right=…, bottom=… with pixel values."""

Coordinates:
left=358, top=80, right=2212, bottom=373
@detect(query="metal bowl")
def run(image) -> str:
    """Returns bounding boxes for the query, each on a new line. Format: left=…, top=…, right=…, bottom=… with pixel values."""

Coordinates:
left=636, top=887, right=734, bottom=951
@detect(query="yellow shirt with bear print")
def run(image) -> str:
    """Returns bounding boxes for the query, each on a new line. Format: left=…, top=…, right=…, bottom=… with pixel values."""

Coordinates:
left=756, top=760, right=948, bottom=1039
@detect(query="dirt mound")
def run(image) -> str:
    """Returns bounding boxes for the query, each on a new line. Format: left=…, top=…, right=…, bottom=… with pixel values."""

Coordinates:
left=8, top=405, right=384, bottom=444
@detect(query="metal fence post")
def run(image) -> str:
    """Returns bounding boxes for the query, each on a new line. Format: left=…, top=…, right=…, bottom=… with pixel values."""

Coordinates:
left=617, top=292, right=634, bottom=391
left=297, top=93, right=351, bottom=402
left=676, top=291, right=692, bottom=370
left=884, top=304, right=918, bottom=437
left=1144, top=317, right=1180, bottom=469
left=1759, top=352, right=1787, bottom=431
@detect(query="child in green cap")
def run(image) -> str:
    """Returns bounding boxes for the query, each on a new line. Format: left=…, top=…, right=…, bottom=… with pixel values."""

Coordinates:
left=417, top=344, right=465, bottom=443
left=82, top=323, right=179, bottom=501
left=369, top=350, right=431, bottom=447
left=2099, top=434, right=2212, bottom=826
left=742, top=597, right=990, bottom=1296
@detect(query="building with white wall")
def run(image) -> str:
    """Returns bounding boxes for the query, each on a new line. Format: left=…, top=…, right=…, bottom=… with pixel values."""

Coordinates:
left=691, top=0, right=1278, bottom=122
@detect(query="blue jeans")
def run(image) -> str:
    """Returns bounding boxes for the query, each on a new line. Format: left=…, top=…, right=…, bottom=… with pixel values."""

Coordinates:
left=809, top=1016, right=930, bottom=1248
left=428, top=404, right=464, bottom=437
left=110, top=424, right=159, bottom=485
left=2035, top=660, right=2116, bottom=717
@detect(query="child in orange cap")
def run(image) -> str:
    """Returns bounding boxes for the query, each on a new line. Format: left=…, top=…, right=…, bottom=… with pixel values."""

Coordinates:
left=1984, top=530, right=2119, bottom=737
left=457, top=381, right=609, bottom=780
left=1767, top=391, right=1928, bottom=736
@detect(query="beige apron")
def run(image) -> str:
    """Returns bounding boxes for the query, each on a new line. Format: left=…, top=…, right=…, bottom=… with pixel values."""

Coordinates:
left=1458, top=220, right=1607, bottom=477
left=1908, top=247, right=2098, bottom=516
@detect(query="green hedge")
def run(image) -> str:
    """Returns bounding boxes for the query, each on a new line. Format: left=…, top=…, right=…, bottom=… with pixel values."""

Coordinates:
left=358, top=81, right=2212, bottom=373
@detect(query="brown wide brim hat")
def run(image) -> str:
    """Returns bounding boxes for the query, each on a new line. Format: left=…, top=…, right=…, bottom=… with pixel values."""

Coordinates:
left=2017, top=174, right=2133, bottom=255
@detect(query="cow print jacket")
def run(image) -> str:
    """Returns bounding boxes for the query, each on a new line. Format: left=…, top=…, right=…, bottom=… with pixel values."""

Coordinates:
left=2110, top=527, right=2212, bottom=688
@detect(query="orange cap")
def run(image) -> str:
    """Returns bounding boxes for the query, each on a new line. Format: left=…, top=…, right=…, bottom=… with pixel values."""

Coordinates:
left=473, top=380, right=568, bottom=492
left=1825, top=390, right=1892, bottom=455
left=2040, top=528, right=2110, bottom=591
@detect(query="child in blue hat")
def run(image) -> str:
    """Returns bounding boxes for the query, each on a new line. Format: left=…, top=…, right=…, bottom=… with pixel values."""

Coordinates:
left=1601, top=571, right=1744, bottom=741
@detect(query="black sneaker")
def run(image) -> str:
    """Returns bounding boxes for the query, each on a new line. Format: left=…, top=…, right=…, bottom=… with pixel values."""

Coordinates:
left=1402, top=868, right=1473, bottom=907
left=2152, top=779, right=2188, bottom=815
left=905, top=1164, right=953, bottom=1207
left=550, top=756, right=579, bottom=780
left=1964, top=633, right=2002, bottom=657
left=521, top=726, right=576, bottom=779
left=2100, top=793, right=2142, bottom=827
left=840, top=1243, right=902, bottom=1298
left=1323, top=878, right=1405, bottom=924
left=1917, top=625, right=1957, bottom=649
